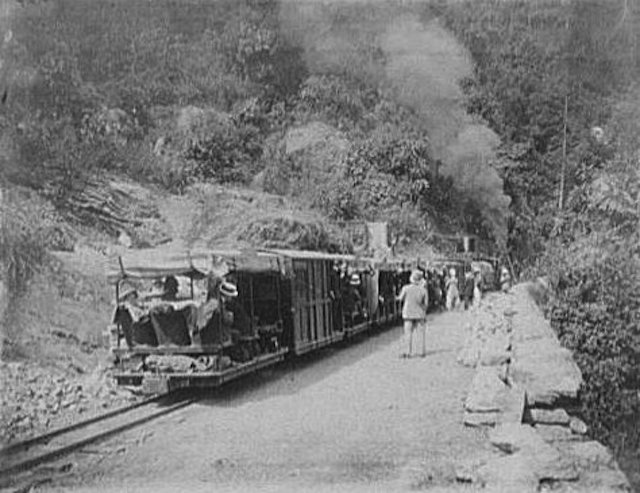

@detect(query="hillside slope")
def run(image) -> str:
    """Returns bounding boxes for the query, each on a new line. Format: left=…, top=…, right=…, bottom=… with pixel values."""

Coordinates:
left=0, top=177, right=363, bottom=445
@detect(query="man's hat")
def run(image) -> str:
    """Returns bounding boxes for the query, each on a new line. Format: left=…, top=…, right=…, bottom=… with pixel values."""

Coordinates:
left=219, top=281, right=238, bottom=298
left=118, top=286, right=138, bottom=302
left=350, top=273, right=361, bottom=286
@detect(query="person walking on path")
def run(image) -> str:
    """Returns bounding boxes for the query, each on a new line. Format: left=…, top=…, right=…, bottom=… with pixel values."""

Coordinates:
left=462, top=269, right=474, bottom=310
left=445, top=268, right=460, bottom=311
left=396, top=269, right=429, bottom=358
left=472, top=266, right=483, bottom=308
left=499, top=266, right=512, bottom=293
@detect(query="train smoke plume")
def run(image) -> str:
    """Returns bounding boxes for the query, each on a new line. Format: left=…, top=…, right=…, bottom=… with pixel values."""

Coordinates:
left=279, top=1, right=511, bottom=247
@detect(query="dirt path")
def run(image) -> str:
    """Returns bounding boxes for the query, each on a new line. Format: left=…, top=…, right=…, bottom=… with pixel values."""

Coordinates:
left=41, top=311, right=498, bottom=492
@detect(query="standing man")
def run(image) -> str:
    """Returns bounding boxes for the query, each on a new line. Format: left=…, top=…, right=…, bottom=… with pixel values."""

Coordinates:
left=396, top=270, right=429, bottom=358
left=446, top=268, right=460, bottom=311
left=499, top=266, right=512, bottom=293
left=472, top=266, right=483, bottom=308
left=196, top=278, right=238, bottom=347
left=463, top=269, right=474, bottom=310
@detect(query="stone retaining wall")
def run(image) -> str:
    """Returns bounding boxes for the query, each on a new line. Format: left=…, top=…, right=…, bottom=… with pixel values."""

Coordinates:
left=455, top=283, right=631, bottom=492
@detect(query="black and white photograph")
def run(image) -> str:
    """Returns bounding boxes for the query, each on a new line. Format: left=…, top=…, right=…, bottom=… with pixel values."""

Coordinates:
left=0, top=0, right=638, bottom=491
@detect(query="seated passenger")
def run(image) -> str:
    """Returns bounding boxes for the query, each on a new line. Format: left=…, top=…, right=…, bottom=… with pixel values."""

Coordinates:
left=113, top=287, right=139, bottom=348
left=226, top=297, right=252, bottom=340
left=196, top=280, right=238, bottom=348
left=148, top=303, right=191, bottom=346
left=162, top=275, right=179, bottom=301
left=147, top=276, right=192, bottom=346
left=473, top=267, right=483, bottom=308
left=114, top=287, right=158, bottom=347
left=343, top=273, right=364, bottom=326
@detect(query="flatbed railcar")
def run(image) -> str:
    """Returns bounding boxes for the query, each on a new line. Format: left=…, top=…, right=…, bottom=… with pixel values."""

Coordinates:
left=108, top=246, right=410, bottom=393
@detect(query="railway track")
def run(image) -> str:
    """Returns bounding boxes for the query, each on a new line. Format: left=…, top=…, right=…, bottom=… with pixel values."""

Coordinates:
left=0, top=391, right=196, bottom=480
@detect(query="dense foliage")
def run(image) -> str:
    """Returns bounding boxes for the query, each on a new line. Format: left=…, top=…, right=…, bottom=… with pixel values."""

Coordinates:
left=2, top=0, right=306, bottom=190
left=440, top=0, right=639, bottom=266
left=544, top=232, right=640, bottom=447
left=441, top=0, right=640, bottom=472
left=2, top=0, right=489, bottom=246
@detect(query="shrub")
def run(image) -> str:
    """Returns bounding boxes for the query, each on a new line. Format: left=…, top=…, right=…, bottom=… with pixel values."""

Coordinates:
left=541, top=234, right=640, bottom=450
left=187, top=122, right=264, bottom=184
left=130, top=146, right=198, bottom=194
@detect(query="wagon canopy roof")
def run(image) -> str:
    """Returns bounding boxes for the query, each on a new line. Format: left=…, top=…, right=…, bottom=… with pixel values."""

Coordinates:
left=260, top=248, right=379, bottom=269
left=107, top=247, right=282, bottom=283
left=212, top=249, right=283, bottom=274
left=260, top=248, right=357, bottom=261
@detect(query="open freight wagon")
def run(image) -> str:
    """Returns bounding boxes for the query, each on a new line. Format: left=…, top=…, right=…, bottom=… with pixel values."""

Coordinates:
left=108, top=247, right=289, bottom=393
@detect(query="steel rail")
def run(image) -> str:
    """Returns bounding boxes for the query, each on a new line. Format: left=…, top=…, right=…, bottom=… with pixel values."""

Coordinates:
left=0, top=393, right=168, bottom=457
left=0, top=394, right=196, bottom=479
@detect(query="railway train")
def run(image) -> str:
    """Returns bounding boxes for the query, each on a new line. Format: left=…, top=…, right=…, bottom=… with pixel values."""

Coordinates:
left=108, top=246, right=497, bottom=394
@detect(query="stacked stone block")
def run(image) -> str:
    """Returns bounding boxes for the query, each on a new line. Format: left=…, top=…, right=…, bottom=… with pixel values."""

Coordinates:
left=455, top=283, right=631, bottom=492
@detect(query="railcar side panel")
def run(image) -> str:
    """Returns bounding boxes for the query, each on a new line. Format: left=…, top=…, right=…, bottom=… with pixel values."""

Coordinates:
left=290, top=258, right=343, bottom=355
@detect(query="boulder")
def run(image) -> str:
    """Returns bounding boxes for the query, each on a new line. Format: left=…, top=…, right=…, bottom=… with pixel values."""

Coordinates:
left=530, top=408, right=571, bottom=425
left=488, top=424, right=580, bottom=483
left=489, top=423, right=553, bottom=455
left=535, top=455, right=579, bottom=482
left=478, top=333, right=512, bottom=366
left=535, top=424, right=583, bottom=443
left=478, top=348, right=510, bottom=367
left=579, top=466, right=632, bottom=492
left=569, top=416, right=589, bottom=435
left=465, top=367, right=509, bottom=413
left=510, top=340, right=582, bottom=405
left=476, top=454, right=539, bottom=492
left=498, top=385, right=526, bottom=424
left=563, top=441, right=614, bottom=470
left=464, top=411, right=499, bottom=427
left=511, top=285, right=582, bottom=405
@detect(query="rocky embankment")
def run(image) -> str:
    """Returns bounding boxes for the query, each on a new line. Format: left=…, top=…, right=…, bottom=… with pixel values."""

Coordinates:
left=455, top=283, right=631, bottom=492
left=0, top=361, right=139, bottom=446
